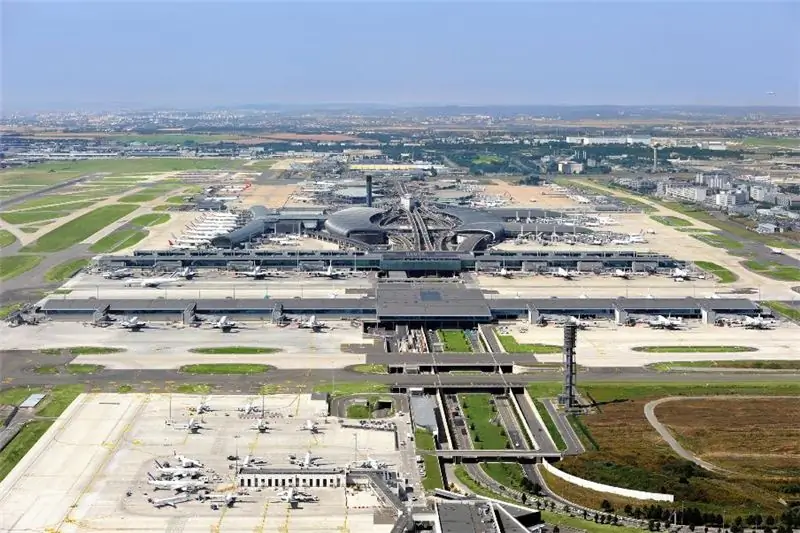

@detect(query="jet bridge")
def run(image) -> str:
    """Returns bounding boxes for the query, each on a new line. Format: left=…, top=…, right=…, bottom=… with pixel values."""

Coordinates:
left=182, top=303, right=198, bottom=325
left=92, top=305, right=111, bottom=325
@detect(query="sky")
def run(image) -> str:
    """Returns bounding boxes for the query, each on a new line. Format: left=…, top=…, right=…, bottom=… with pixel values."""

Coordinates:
left=2, top=1, right=799, bottom=110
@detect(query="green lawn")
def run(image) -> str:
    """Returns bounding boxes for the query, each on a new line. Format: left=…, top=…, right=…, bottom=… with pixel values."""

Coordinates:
left=460, top=393, right=510, bottom=449
left=2, top=158, right=242, bottom=178
left=580, top=381, right=800, bottom=403
left=651, top=215, right=692, bottom=227
left=43, top=258, right=90, bottom=283
left=351, top=363, right=389, bottom=374
left=166, top=195, right=190, bottom=204
left=346, top=404, right=373, bottom=419
left=0, top=254, right=43, bottom=281
left=422, top=454, right=444, bottom=491
left=542, top=511, right=644, bottom=533
left=532, top=398, right=567, bottom=450
left=0, top=303, right=23, bottom=320
left=4, top=193, right=113, bottom=211
left=693, top=261, right=738, bottom=283
left=88, top=229, right=148, bottom=253
left=312, top=382, right=389, bottom=398
left=741, top=136, right=800, bottom=149
left=632, top=345, right=757, bottom=353
left=36, top=385, right=85, bottom=418
left=0, top=230, right=16, bottom=248
left=0, top=208, right=92, bottom=225
left=415, top=428, right=436, bottom=451
left=762, top=301, right=800, bottom=322
left=152, top=204, right=173, bottom=211
left=497, top=334, right=562, bottom=354
left=438, top=329, right=472, bottom=352
left=481, top=462, right=528, bottom=492
left=129, top=213, right=170, bottom=226
left=0, top=420, right=54, bottom=481
left=741, top=260, right=800, bottom=281
left=555, top=178, right=657, bottom=212
left=117, top=384, right=134, bottom=393
left=179, top=364, right=270, bottom=375
left=175, top=383, right=213, bottom=394
left=118, top=192, right=164, bottom=203
left=650, top=360, right=800, bottom=371
left=21, top=204, right=138, bottom=252
left=40, top=346, right=124, bottom=355
left=691, top=233, right=743, bottom=250
left=189, top=346, right=281, bottom=354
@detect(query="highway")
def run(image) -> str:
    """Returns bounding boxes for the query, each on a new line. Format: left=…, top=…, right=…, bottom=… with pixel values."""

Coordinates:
left=542, top=398, right=585, bottom=455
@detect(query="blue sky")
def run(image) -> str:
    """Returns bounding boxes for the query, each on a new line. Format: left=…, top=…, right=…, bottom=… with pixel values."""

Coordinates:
left=3, top=1, right=798, bottom=110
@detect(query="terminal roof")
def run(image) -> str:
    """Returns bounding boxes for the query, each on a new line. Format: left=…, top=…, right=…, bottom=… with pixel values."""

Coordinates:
left=376, top=284, right=491, bottom=318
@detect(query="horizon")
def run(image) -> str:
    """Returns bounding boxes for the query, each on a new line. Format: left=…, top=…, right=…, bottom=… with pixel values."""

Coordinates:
left=4, top=2, right=799, bottom=111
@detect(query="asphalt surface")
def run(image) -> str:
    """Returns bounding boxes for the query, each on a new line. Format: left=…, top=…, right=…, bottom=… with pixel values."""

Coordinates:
left=543, top=398, right=585, bottom=455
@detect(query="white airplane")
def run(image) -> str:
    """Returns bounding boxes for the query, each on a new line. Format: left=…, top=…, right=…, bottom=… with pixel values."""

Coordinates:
left=273, top=487, right=318, bottom=506
left=671, top=268, right=693, bottom=282
left=298, top=420, right=319, bottom=433
left=741, top=316, right=777, bottom=330
left=210, top=315, right=237, bottom=332
left=553, top=267, right=579, bottom=280
left=148, top=493, right=194, bottom=508
left=178, top=267, right=197, bottom=280
left=308, top=263, right=347, bottom=279
left=490, top=267, right=513, bottom=279
left=240, top=455, right=268, bottom=467
left=352, top=457, right=389, bottom=469
left=119, top=316, right=148, bottom=331
left=250, top=419, right=270, bottom=433
left=196, top=398, right=212, bottom=414
left=288, top=451, right=322, bottom=469
left=152, top=460, right=202, bottom=479
left=627, top=233, right=647, bottom=243
left=770, top=248, right=784, bottom=255
left=647, top=315, right=684, bottom=330
left=238, top=399, right=260, bottom=416
left=611, top=269, right=630, bottom=280
left=201, top=493, right=237, bottom=507
left=297, top=315, right=327, bottom=332
left=173, top=418, right=203, bottom=434
left=147, top=473, right=206, bottom=492
left=102, top=268, right=132, bottom=279
left=124, top=271, right=183, bottom=288
left=567, top=316, right=591, bottom=329
left=173, top=452, right=203, bottom=468
left=168, top=241, right=204, bottom=250
left=238, top=266, right=282, bottom=279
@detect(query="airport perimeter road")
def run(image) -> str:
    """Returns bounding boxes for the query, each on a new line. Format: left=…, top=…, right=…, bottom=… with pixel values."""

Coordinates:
left=513, top=391, right=557, bottom=454
left=542, top=399, right=584, bottom=455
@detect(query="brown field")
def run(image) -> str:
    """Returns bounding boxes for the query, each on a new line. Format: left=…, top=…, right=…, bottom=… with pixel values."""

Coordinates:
left=539, top=468, right=644, bottom=513
left=484, top=180, right=579, bottom=208
left=656, top=397, right=800, bottom=473
left=241, top=184, right=297, bottom=208
left=235, top=133, right=375, bottom=144
left=557, top=398, right=799, bottom=514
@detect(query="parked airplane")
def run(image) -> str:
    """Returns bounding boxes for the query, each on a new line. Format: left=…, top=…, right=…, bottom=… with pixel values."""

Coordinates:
left=102, top=268, right=133, bottom=279
left=308, top=263, right=347, bottom=279
left=147, top=473, right=206, bottom=492
left=173, top=452, right=203, bottom=468
left=671, top=268, right=693, bottom=282
left=489, top=267, right=513, bottom=279
left=200, top=493, right=237, bottom=507
left=148, top=493, right=194, bottom=508
left=273, top=487, right=318, bottom=506
left=238, top=399, right=260, bottom=416
left=124, top=271, right=183, bottom=288
left=352, top=457, right=389, bottom=469
left=173, top=418, right=203, bottom=433
left=567, top=316, right=591, bottom=329
left=741, top=316, right=777, bottom=330
left=152, top=461, right=202, bottom=479
left=647, top=316, right=684, bottom=330
left=611, top=269, right=630, bottom=280
left=288, top=451, right=322, bottom=469
left=210, top=315, right=237, bottom=332
left=250, top=418, right=270, bottom=433
left=237, top=266, right=282, bottom=279
left=298, top=420, right=319, bottom=433
left=553, top=267, right=579, bottom=280
left=178, top=267, right=197, bottom=280
left=119, top=316, right=148, bottom=331
left=196, top=398, right=212, bottom=414
left=297, top=316, right=327, bottom=332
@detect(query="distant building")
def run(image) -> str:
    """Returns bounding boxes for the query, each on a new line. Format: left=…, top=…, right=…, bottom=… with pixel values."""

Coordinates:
left=757, top=223, right=778, bottom=234
left=664, top=184, right=708, bottom=203
left=750, top=185, right=777, bottom=204
left=714, top=189, right=749, bottom=207
left=558, top=161, right=584, bottom=174
left=565, top=136, right=652, bottom=146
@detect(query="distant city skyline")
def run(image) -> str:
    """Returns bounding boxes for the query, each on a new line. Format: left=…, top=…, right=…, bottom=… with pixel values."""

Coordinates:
left=3, top=1, right=799, bottom=111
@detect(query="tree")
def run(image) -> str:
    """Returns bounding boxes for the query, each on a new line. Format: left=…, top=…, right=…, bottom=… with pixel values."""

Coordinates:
left=553, top=527, right=560, bottom=533
left=689, top=525, right=695, bottom=532
left=601, top=500, right=613, bottom=513
left=766, top=516, right=775, bottom=527
left=583, top=510, right=588, bottom=520
left=521, top=493, right=527, bottom=505
left=624, top=505, right=633, bottom=516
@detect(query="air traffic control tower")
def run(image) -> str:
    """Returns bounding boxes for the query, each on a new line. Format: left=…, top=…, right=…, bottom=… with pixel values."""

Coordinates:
left=558, top=323, right=579, bottom=410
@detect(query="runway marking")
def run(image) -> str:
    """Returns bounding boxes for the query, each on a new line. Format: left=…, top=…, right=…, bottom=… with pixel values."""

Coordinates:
left=51, top=394, right=151, bottom=532
left=253, top=496, right=272, bottom=533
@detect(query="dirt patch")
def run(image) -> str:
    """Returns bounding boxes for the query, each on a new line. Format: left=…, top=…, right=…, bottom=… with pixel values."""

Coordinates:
left=236, top=133, right=375, bottom=144
left=656, top=397, right=800, bottom=474
left=241, top=184, right=298, bottom=208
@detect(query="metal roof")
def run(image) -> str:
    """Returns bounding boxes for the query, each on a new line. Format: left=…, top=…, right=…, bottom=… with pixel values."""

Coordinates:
left=437, top=502, right=498, bottom=533
left=324, top=207, right=386, bottom=238
left=376, top=284, right=491, bottom=318
left=20, top=393, right=46, bottom=408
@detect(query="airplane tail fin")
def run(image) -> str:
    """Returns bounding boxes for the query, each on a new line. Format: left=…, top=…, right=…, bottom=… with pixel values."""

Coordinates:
left=154, top=460, right=162, bottom=468
left=148, top=473, right=155, bottom=481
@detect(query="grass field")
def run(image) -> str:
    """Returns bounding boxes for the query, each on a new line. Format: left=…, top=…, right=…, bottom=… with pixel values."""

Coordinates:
left=532, top=399, right=567, bottom=450
left=129, top=213, right=170, bottom=226
left=649, top=360, right=800, bottom=371
left=43, top=258, right=90, bottom=282
left=741, top=260, right=800, bottom=281
left=473, top=155, right=504, bottom=165
left=497, top=334, right=562, bottom=354
left=188, top=346, right=281, bottom=354
left=0, top=230, right=17, bottom=248
left=460, top=393, right=510, bottom=449
left=762, top=301, right=800, bottom=322
left=40, top=346, right=124, bottom=355
left=691, top=233, right=743, bottom=250
left=560, top=178, right=657, bottom=212
left=741, top=136, right=800, bottom=149
left=632, top=345, right=756, bottom=353
left=438, top=329, right=472, bottom=352
left=346, top=404, right=373, bottom=419
left=0, top=205, right=95, bottom=225
left=421, top=454, right=444, bottom=491
left=540, top=468, right=643, bottom=518
left=152, top=204, right=173, bottom=211
left=21, top=204, right=138, bottom=252
left=0, top=254, right=43, bottom=281
left=166, top=195, right=190, bottom=204
left=179, top=364, right=270, bottom=375
left=2, top=158, right=242, bottom=179
left=351, top=363, right=389, bottom=374
left=556, top=382, right=800, bottom=515
left=656, top=397, right=800, bottom=476
left=651, top=215, right=692, bottom=227
left=0, top=303, right=23, bottom=320
left=312, top=382, right=389, bottom=398
left=0, top=420, right=54, bottom=481
left=88, top=229, right=148, bottom=253
left=693, top=261, right=738, bottom=283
